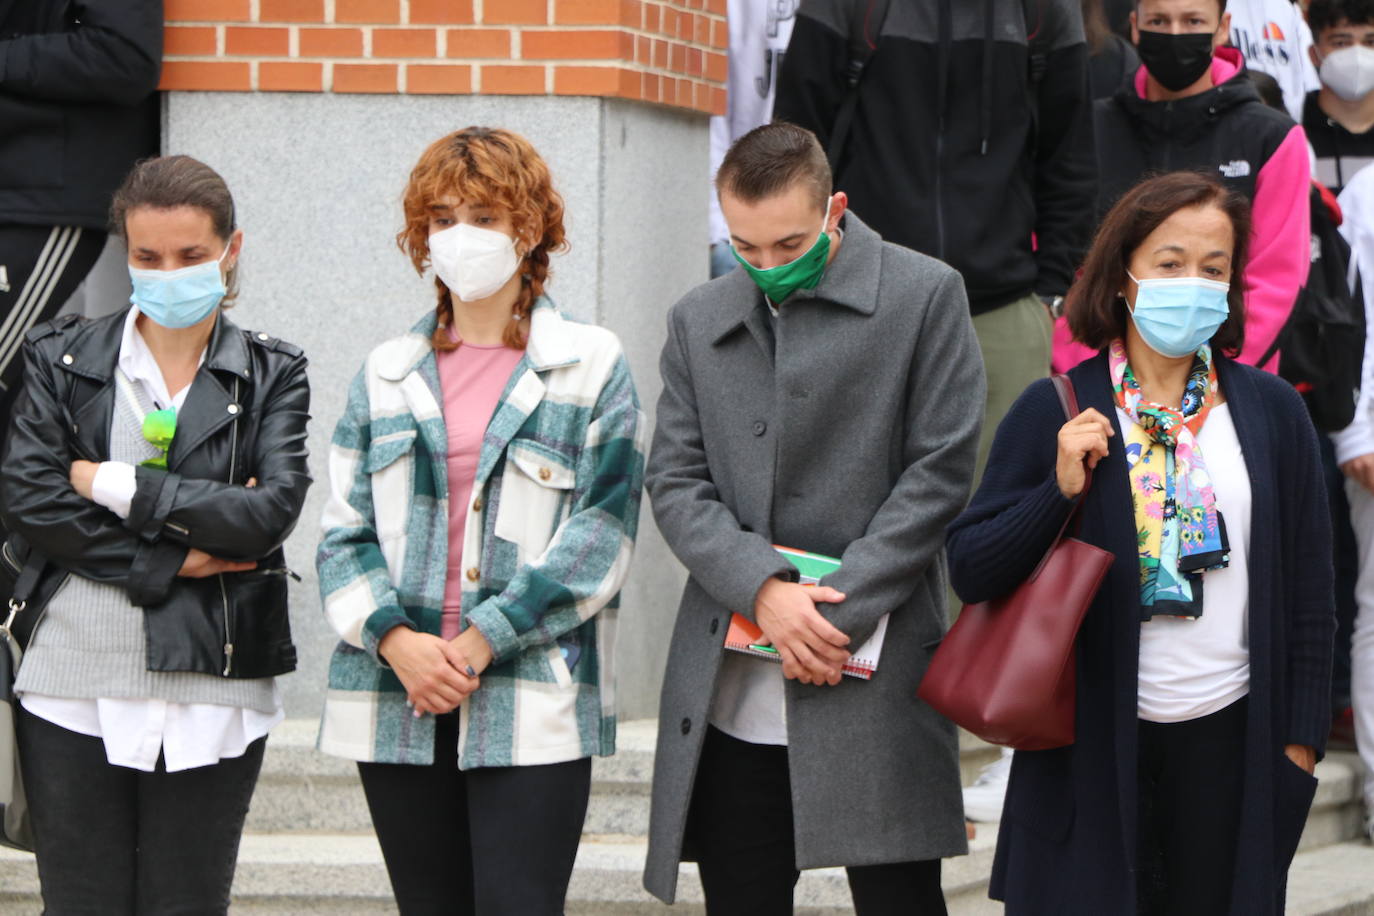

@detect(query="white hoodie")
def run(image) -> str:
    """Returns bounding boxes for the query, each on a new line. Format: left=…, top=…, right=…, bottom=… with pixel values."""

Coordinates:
left=1332, top=166, right=1374, bottom=464
left=708, top=0, right=798, bottom=245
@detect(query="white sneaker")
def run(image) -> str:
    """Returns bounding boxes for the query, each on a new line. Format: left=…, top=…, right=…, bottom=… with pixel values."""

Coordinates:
left=963, top=748, right=1013, bottom=823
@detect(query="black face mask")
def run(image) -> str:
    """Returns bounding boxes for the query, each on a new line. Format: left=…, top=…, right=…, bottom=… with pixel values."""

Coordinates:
left=1136, top=30, right=1216, bottom=92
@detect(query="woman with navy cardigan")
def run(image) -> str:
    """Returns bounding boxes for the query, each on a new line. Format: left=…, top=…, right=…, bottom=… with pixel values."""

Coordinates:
left=946, top=171, right=1335, bottom=915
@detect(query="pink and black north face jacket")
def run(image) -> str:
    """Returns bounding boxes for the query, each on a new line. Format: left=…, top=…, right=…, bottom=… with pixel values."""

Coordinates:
left=1054, top=46, right=1311, bottom=373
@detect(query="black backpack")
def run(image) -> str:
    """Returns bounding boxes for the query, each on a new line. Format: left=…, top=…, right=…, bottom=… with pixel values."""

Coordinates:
left=826, top=0, right=1050, bottom=171
left=1260, top=187, right=1365, bottom=432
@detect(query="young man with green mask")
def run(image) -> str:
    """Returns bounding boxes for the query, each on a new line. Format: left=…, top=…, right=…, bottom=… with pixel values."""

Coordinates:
left=642, top=122, right=985, bottom=913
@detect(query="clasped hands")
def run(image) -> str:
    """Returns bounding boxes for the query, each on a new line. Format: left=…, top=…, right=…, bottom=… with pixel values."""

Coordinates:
left=378, top=626, right=493, bottom=716
left=753, top=577, right=851, bottom=686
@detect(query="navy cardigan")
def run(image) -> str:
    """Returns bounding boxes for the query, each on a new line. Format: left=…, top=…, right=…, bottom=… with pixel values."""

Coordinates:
left=945, top=353, right=1335, bottom=914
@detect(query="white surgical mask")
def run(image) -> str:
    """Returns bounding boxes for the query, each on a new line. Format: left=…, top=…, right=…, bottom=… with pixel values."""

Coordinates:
left=1321, top=45, right=1374, bottom=102
left=428, top=223, right=520, bottom=302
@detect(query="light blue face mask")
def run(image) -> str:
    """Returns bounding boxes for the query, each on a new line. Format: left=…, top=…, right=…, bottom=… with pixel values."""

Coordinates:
left=129, top=246, right=229, bottom=329
left=1126, top=271, right=1230, bottom=359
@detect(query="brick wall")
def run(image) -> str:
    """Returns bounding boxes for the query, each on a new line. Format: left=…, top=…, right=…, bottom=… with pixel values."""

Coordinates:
left=161, top=0, right=727, bottom=115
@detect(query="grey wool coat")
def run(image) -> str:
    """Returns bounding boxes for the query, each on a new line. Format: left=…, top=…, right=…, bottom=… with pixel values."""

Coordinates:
left=642, top=212, right=987, bottom=902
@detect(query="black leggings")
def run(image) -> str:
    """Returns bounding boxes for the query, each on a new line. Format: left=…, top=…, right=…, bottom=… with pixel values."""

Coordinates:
left=1136, top=697, right=1248, bottom=915
left=356, top=712, right=592, bottom=916
left=684, top=725, right=947, bottom=916
left=17, top=704, right=265, bottom=916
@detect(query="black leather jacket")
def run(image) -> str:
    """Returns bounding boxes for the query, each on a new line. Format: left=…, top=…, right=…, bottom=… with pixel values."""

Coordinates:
left=0, top=308, right=311, bottom=678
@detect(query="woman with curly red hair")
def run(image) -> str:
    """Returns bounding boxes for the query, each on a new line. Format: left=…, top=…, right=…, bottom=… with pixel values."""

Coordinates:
left=315, top=127, right=647, bottom=915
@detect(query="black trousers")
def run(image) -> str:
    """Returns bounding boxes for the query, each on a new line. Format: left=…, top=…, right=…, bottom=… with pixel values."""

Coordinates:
left=1136, top=697, right=1248, bottom=916
left=684, top=725, right=947, bottom=916
left=16, top=704, right=266, bottom=916
left=0, top=224, right=106, bottom=427
left=355, top=712, right=592, bottom=916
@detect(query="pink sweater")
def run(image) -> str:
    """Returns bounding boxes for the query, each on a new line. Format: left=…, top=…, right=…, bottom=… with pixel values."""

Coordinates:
left=1053, top=53, right=1311, bottom=373
left=436, top=336, right=525, bottom=639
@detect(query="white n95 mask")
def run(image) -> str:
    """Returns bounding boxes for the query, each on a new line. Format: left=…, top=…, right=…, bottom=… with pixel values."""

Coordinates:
left=1321, top=45, right=1374, bottom=102
left=428, top=223, right=520, bottom=302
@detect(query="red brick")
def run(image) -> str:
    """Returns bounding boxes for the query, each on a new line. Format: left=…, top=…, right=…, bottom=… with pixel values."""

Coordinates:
left=635, top=35, right=650, bottom=64
left=484, top=0, right=547, bottom=25
left=225, top=26, right=290, bottom=56
left=373, top=28, right=438, bottom=56
left=710, top=18, right=727, bottom=49
left=410, top=0, right=475, bottom=23
left=259, top=0, right=324, bottom=21
left=669, top=42, right=686, bottom=74
left=334, top=0, right=400, bottom=22
left=522, top=29, right=628, bottom=59
left=165, top=0, right=250, bottom=21
left=651, top=38, right=667, bottom=69
left=159, top=60, right=252, bottom=90
left=709, top=84, right=726, bottom=114
left=694, top=13, right=710, bottom=45
left=260, top=61, right=324, bottom=90
left=553, top=0, right=620, bottom=24
left=164, top=26, right=218, bottom=56
left=704, top=0, right=725, bottom=13
left=705, top=50, right=726, bottom=82
left=334, top=62, right=399, bottom=92
left=407, top=63, right=473, bottom=93
left=643, top=2, right=660, bottom=32
left=481, top=64, right=545, bottom=93
left=553, top=64, right=618, bottom=94
left=642, top=71, right=660, bottom=102
left=444, top=28, right=511, bottom=57
left=299, top=27, right=365, bottom=56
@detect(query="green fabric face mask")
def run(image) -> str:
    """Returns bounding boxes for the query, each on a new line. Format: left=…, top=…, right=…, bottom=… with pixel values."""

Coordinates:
left=732, top=201, right=832, bottom=304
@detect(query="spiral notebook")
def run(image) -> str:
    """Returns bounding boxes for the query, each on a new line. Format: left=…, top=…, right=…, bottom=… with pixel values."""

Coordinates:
left=723, top=546, right=888, bottom=681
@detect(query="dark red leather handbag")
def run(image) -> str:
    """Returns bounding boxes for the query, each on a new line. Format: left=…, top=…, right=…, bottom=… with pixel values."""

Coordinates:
left=918, top=374, right=1114, bottom=751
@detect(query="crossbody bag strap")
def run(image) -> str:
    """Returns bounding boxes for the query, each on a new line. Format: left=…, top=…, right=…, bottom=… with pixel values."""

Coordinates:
left=1028, top=374, right=1092, bottom=579
left=2, top=556, right=46, bottom=637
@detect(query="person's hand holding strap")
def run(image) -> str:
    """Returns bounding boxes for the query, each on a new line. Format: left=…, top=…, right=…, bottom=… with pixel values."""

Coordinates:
left=753, top=577, right=850, bottom=686
left=1341, top=453, right=1374, bottom=497
left=1056, top=407, right=1114, bottom=499
left=1284, top=743, right=1316, bottom=776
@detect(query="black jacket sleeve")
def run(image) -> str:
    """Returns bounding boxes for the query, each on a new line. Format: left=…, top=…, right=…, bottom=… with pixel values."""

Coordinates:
left=773, top=4, right=849, bottom=152
left=0, top=0, right=163, bottom=106
left=1030, top=0, right=1097, bottom=297
left=0, top=337, right=184, bottom=604
left=945, top=378, right=1076, bottom=604
left=125, top=353, right=313, bottom=562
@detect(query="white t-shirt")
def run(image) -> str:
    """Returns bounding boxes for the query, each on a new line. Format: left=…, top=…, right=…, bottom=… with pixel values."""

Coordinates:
left=1228, top=0, right=1320, bottom=122
left=1131, top=403, right=1253, bottom=722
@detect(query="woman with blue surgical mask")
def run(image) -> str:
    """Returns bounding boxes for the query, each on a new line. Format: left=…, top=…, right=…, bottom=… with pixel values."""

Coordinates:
left=946, top=171, right=1334, bottom=913
left=0, top=155, right=311, bottom=915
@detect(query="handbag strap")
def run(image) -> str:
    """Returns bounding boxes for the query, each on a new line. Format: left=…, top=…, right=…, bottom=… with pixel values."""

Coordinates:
left=1028, top=374, right=1093, bottom=579
left=2, top=554, right=45, bottom=637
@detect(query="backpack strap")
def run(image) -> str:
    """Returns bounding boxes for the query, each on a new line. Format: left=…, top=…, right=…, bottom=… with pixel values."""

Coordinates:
left=826, top=0, right=893, bottom=171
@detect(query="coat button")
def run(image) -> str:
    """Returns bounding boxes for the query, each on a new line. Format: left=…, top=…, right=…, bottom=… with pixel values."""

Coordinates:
left=227, top=404, right=240, bottom=415
left=680, top=717, right=691, bottom=735
left=538, top=467, right=551, bottom=481
left=258, top=332, right=270, bottom=340
left=61, top=354, right=73, bottom=365
left=752, top=421, right=766, bottom=436
left=466, top=567, right=480, bottom=582
left=709, top=618, right=718, bottom=635
left=472, top=497, right=483, bottom=512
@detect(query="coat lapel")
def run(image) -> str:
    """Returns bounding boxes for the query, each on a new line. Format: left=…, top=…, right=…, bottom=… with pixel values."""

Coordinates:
left=167, top=315, right=252, bottom=468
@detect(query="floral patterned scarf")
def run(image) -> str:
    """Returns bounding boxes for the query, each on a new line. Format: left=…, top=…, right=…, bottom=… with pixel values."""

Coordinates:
left=1109, top=340, right=1230, bottom=621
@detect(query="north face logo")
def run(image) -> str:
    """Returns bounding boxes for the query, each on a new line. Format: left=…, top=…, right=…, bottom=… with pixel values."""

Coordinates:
left=1219, top=160, right=1252, bottom=178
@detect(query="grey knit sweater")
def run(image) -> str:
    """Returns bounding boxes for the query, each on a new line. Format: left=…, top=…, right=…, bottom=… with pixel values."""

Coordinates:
left=15, top=370, right=277, bottom=713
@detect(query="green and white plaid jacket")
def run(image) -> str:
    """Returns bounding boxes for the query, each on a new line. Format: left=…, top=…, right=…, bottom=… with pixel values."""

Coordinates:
left=316, top=299, right=646, bottom=767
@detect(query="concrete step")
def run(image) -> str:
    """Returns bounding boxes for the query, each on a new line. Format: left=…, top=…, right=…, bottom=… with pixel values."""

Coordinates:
left=246, top=719, right=1008, bottom=837
left=0, top=828, right=1369, bottom=913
